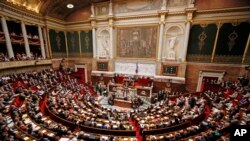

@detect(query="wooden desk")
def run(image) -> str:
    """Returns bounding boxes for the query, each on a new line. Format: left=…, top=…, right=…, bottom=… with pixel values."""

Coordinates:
left=114, top=99, right=132, bottom=108
left=108, top=84, right=124, bottom=92
left=136, top=86, right=152, bottom=98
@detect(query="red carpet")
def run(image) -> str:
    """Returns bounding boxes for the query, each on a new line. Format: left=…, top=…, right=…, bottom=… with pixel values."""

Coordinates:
left=13, top=96, right=24, bottom=107
left=204, top=105, right=211, bottom=117
left=129, top=118, right=143, bottom=141
left=40, top=96, right=47, bottom=114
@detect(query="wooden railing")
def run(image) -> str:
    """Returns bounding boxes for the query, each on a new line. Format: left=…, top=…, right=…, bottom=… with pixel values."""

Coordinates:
left=142, top=112, right=206, bottom=136
left=0, top=59, right=52, bottom=70
left=142, top=92, right=208, bottom=139
left=44, top=100, right=136, bottom=136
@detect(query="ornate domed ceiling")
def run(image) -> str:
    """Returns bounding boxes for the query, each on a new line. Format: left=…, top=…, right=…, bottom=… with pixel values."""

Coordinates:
left=3, top=0, right=108, bottom=19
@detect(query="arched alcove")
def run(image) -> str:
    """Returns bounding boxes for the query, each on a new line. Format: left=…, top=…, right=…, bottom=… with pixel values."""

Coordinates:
left=163, top=25, right=184, bottom=60
left=97, top=28, right=110, bottom=58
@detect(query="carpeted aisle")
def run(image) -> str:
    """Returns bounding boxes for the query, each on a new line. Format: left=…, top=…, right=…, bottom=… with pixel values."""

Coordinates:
left=129, top=118, right=143, bottom=141
left=204, top=105, right=211, bottom=117
left=40, top=96, right=47, bottom=114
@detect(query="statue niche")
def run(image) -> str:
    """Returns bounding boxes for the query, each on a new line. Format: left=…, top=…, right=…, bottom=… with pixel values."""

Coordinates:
left=167, top=37, right=177, bottom=60
left=164, top=25, right=184, bottom=61
left=97, top=29, right=110, bottom=59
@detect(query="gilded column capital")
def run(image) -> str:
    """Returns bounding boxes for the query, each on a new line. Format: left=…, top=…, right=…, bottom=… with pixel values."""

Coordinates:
left=216, top=22, right=222, bottom=29
left=158, top=10, right=168, bottom=25
left=185, top=8, right=196, bottom=22
left=108, top=17, right=114, bottom=27
left=91, top=20, right=96, bottom=28
left=158, top=10, right=169, bottom=15
left=185, top=8, right=196, bottom=13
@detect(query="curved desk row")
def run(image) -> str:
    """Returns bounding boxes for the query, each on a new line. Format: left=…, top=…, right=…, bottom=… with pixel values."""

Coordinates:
left=44, top=101, right=136, bottom=136
left=142, top=112, right=206, bottom=136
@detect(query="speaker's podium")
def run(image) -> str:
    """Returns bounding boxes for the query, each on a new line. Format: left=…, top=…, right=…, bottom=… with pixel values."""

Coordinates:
left=112, top=87, right=136, bottom=108
left=108, top=82, right=153, bottom=108
left=123, top=78, right=134, bottom=87
left=114, top=99, right=132, bottom=108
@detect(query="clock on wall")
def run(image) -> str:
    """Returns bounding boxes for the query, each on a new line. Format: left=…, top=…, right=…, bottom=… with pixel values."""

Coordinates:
left=162, top=65, right=178, bottom=76
left=97, top=61, right=108, bottom=71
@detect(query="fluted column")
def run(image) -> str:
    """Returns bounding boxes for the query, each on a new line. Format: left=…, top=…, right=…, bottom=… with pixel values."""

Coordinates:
left=1, top=16, right=14, bottom=58
left=64, top=31, right=68, bottom=58
left=108, top=20, right=114, bottom=59
left=109, top=0, right=114, bottom=59
left=242, top=33, right=250, bottom=64
left=42, top=27, right=50, bottom=58
left=38, top=26, right=45, bottom=59
left=211, top=23, right=222, bottom=62
left=92, top=27, right=97, bottom=58
left=157, top=8, right=167, bottom=60
left=21, top=21, right=31, bottom=57
left=182, top=21, right=191, bottom=62
left=109, top=26, right=113, bottom=59
left=158, top=23, right=164, bottom=60
left=182, top=8, right=196, bottom=62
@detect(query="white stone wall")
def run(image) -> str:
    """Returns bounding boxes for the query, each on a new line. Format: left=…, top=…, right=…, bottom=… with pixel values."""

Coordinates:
left=115, top=61, right=156, bottom=76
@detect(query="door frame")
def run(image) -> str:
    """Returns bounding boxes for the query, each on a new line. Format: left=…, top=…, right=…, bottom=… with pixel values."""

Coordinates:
left=196, top=70, right=225, bottom=92
left=74, top=64, right=88, bottom=83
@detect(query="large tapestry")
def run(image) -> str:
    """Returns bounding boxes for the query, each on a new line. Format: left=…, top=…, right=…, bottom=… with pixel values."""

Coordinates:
left=49, top=29, right=66, bottom=58
left=187, top=23, right=217, bottom=62
left=117, top=26, right=158, bottom=58
left=214, top=22, right=249, bottom=63
left=80, top=30, right=93, bottom=57
left=66, top=31, right=80, bottom=57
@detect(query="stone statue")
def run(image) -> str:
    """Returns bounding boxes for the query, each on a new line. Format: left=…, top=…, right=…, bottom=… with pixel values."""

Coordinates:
left=169, top=37, right=176, bottom=49
left=91, top=3, right=95, bottom=17
left=167, top=37, right=177, bottom=60
left=161, top=0, right=167, bottom=10
left=109, top=0, right=113, bottom=16
left=190, top=0, right=196, bottom=4
left=102, top=35, right=110, bottom=57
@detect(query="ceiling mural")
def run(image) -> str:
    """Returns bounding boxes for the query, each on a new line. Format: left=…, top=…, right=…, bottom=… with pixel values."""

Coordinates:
left=6, top=0, right=45, bottom=13
left=4, top=0, right=250, bottom=20
left=4, top=0, right=108, bottom=19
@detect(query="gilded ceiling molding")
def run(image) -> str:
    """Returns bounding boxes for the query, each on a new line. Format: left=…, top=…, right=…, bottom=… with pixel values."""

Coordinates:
left=65, top=20, right=91, bottom=26
left=192, top=15, right=250, bottom=25
left=0, top=1, right=41, bottom=17
left=5, top=0, right=43, bottom=13
left=196, top=6, right=250, bottom=14
left=114, top=14, right=159, bottom=20
left=0, top=0, right=39, bottom=15
left=45, top=16, right=66, bottom=25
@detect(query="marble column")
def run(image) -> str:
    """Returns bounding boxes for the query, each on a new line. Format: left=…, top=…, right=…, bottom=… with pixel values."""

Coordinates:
left=21, top=21, right=31, bottom=57
left=109, top=0, right=114, bottom=59
left=92, top=28, right=96, bottom=58
left=182, top=21, right=191, bottom=62
left=158, top=23, right=164, bottom=60
left=42, top=27, right=50, bottom=58
left=38, top=26, right=46, bottom=59
left=64, top=31, right=68, bottom=57
left=109, top=26, right=113, bottom=59
left=1, top=16, right=14, bottom=58
left=242, top=34, right=250, bottom=64
left=211, top=23, right=221, bottom=63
